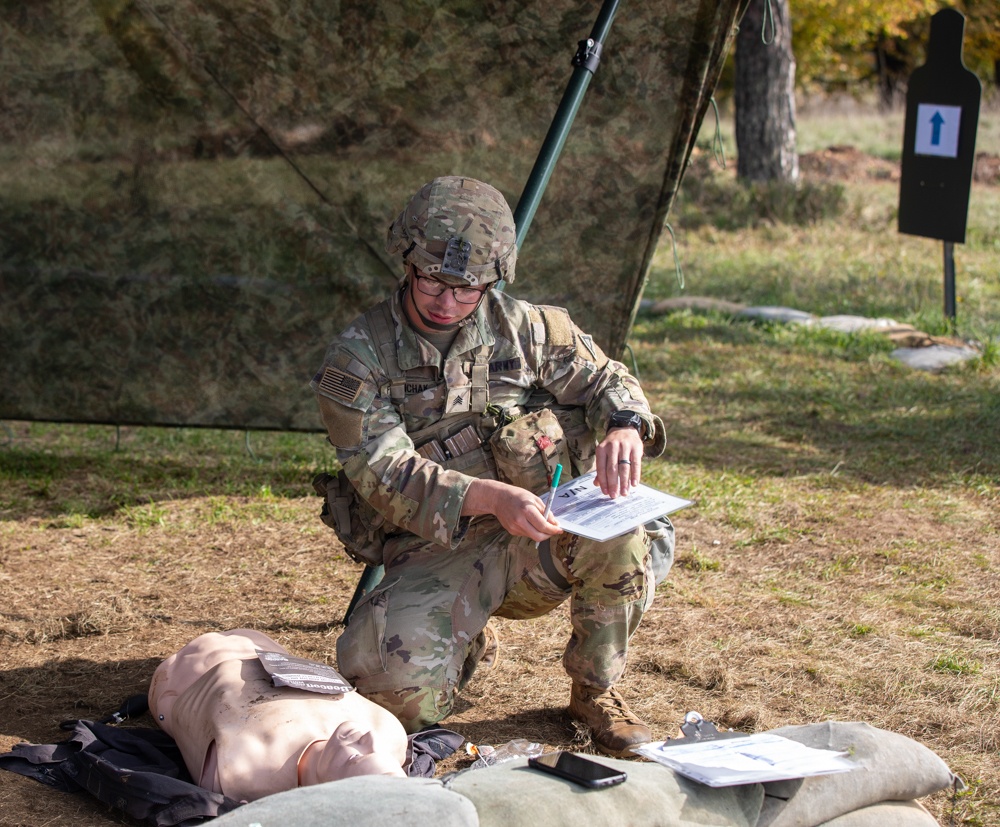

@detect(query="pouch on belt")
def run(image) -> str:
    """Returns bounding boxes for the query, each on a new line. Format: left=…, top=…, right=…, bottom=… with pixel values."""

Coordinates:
left=489, top=408, right=571, bottom=495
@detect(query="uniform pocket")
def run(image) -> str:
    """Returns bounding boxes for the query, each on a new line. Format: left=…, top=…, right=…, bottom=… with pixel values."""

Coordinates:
left=336, top=580, right=393, bottom=680
left=552, top=405, right=597, bottom=476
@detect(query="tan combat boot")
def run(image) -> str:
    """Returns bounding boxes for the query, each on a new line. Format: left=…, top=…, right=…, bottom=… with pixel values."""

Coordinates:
left=460, top=620, right=501, bottom=689
left=479, top=619, right=501, bottom=671
left=568, top=683, right=652, bottom=758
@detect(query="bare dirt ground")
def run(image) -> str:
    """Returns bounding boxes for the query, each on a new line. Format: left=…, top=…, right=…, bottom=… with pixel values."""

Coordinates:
left=798, top=145, right=1000, bottom=186
left=2, top=148, right=998, bottom=827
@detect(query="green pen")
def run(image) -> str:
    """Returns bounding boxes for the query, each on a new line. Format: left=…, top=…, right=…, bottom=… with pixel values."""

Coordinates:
left=535, top=463, right=563, bottom=549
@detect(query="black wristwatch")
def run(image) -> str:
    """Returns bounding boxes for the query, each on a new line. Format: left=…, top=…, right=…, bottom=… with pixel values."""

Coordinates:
left=607, top=410, right=644, bottom=435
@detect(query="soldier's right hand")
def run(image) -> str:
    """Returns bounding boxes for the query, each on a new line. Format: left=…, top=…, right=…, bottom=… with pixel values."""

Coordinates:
left=462, top=479, right=563, bottom=542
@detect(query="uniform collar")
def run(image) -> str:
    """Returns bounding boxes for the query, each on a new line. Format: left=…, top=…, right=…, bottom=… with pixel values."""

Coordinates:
left=391, top=287, right=495, bottom=371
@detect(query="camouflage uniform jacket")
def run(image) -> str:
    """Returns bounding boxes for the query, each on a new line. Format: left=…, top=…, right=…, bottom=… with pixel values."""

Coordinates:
left=312, top=287, right=665, bottom=550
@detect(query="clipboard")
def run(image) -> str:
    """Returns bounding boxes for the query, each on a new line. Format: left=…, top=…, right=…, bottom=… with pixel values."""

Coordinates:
left=633, top=712, right=858, bottom=788
left=662, top=712, right=747, bottom=746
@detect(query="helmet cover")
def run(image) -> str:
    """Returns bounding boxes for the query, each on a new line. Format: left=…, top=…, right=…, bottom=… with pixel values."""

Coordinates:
left=385, top=176, right=517, bottom=286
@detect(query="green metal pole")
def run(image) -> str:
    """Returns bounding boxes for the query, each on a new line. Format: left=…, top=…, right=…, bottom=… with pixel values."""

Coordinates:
left=503, top=0, right=621, bottom=284
left=344, top=562, right=384, bottom=624
left=344, top=1, right=621, bottom=625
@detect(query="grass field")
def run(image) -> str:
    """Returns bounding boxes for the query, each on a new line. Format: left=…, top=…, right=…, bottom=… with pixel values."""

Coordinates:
left=2, top=103, right=999, bottom=826
left=660, top=93, right=1000, bottom=339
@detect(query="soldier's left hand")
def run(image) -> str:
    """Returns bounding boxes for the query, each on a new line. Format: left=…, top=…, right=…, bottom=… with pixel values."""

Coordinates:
left=595, top=427, right=643, bottom=498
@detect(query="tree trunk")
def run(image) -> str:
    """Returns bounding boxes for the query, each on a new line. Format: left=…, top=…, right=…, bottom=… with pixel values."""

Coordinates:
left=734, top=0, right=799, bottom=183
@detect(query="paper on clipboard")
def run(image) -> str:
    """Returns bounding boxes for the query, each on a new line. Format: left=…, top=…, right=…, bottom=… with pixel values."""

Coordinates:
left=633, top=732, right=858, bottom=787
left=540, top=471, right=693, bottom=542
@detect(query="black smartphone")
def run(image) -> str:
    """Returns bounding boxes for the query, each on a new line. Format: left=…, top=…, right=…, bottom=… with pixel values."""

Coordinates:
left=527, top=751, right=627, bottom=788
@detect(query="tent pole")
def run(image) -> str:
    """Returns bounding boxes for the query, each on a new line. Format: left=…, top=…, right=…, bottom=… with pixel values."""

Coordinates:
left=343, top=564, right=384, bottom=624
left=502, top=0, right=621, bottom=283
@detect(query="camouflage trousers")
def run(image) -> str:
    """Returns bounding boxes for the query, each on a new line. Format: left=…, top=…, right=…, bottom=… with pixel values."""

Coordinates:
left=336, top=517, right=654, bottom=733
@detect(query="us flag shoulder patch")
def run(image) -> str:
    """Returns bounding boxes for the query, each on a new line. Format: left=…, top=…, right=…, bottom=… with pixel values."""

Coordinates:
left=318, top=366, right=363, bottom=403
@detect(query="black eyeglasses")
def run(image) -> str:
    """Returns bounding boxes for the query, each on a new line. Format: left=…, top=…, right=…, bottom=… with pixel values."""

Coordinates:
left=412, top=271, right=487, bottom=305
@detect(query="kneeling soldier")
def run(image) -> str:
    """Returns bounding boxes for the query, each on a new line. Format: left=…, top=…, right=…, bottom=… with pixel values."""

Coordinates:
left=312, top=176, right=668, bottom=757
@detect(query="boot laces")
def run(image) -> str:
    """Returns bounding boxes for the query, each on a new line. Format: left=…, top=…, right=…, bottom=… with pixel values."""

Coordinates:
left=587, top=687, right=642, bottom=725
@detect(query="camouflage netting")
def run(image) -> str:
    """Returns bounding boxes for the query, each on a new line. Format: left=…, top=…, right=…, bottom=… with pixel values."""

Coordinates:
left=1, top=0, right=746, bottom=431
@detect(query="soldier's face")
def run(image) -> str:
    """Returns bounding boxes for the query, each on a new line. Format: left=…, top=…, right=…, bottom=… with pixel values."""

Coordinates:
left=404, top=266, right=483, bottom=332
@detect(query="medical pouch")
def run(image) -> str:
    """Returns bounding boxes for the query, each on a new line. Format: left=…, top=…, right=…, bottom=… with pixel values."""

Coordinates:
left=489, top=408, right=572, bottom=495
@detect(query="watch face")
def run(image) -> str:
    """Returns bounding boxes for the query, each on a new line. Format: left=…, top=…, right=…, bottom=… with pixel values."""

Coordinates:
left=609, top=411, right=642, bottom=430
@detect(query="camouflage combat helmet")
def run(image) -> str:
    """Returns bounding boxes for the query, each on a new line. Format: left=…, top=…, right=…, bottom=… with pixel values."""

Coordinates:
left=386, top=176, right=518, bottom=286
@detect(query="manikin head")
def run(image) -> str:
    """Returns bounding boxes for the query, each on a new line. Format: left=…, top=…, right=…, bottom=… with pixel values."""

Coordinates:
left=298, top=721, right=408, bottom=784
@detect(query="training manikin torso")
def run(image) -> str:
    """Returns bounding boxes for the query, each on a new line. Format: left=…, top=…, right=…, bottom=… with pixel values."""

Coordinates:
left=148, top=629, right=408, bottom=802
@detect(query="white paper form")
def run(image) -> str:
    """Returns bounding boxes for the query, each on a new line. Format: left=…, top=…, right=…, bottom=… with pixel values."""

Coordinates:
left=540, top=471, right=693, bottom=542
left=634, top=732, right=858, bottom=787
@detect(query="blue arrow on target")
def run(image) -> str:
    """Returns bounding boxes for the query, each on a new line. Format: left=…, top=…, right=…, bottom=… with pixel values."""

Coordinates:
left=929, top=110, right=945, bottom=145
